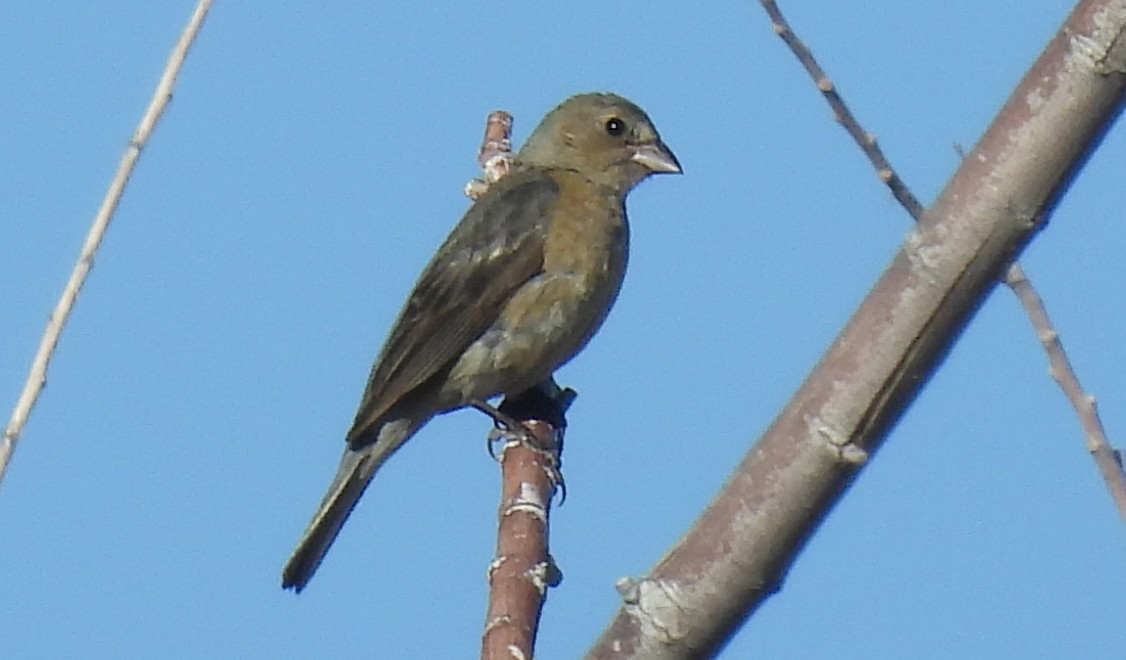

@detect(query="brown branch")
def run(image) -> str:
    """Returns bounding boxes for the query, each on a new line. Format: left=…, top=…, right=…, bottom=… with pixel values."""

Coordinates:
left=465, top=110, right=515, bottom=200
left=0, top=0, right=215, bottom=488
left=761, top=0, right=925, bottom=219
left=466, top=110, right=571, bottom=660
left=763, top=1, right=1126, bottom=527
left=1005, top=263, right=1126, bottom=525
left=481, top=384, right=570, bottom=660
left=587, top=1, right=1126, bottom=657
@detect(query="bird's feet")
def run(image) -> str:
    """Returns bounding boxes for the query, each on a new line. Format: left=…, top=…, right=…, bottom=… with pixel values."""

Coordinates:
left=472, top=399, right=567, bottom=502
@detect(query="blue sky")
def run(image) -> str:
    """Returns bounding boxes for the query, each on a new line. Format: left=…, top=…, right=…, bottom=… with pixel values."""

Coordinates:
left=2, top=2, right=1124, bottom=658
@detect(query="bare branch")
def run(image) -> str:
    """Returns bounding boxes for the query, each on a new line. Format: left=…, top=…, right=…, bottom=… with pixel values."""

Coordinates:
left=587, top=1, right=1126, bottom=656
left=0, top=0, right=215, bottom=487
left=761, top=0, right=925, bottom=219
left=763, top=0, right=1126, bottom=528
left=481, top=383, right=572, bottom=660
left=466, top=111, right=570, bottom=659
left=465, top=110, right=515, bottom=200
left=1005, top=263, right=1126, bottom=524
left=481, top=420, right=563, bottom=660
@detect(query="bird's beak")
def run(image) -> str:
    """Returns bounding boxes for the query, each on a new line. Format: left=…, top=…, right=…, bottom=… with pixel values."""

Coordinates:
left=631, top=141, right=682, bottom=174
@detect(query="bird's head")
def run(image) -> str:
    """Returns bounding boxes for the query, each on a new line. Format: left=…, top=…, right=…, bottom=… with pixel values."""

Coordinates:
left=517, top=92, right=681, bottom=192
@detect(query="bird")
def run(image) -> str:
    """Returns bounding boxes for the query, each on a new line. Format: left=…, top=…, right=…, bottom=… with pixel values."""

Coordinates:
left=282, top=92, right=680, bottom=592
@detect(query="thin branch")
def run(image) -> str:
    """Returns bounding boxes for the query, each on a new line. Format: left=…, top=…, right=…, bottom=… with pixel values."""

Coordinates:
left=1005, top=263, right=1126, bottom=525
left=762, top=0, right=1126, bottom=525
left=761, top=0, right=925, bottom=219
left=465, top=110, right=514, bottom=201
left=466, top=112, right=570, bottom=660
left=0, top=0, right=215, bottom=487
left=481, top=387, right=570, bottom=660
left=481, top=423, right=559, bottom=660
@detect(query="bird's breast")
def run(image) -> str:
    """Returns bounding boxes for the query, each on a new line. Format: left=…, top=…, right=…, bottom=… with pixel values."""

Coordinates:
left=441, top=175, right=631, bottom=403
left=532, top=176, right=630, bottom=365
left=541, top=175, right=630, bottom=293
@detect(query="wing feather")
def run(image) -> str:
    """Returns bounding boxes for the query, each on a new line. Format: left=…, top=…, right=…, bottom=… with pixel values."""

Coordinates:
left=346, top=171, right=560, bottom=444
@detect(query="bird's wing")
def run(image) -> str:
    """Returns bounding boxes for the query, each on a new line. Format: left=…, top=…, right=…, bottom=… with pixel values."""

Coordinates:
left=346, top=171, right=560, bottom=445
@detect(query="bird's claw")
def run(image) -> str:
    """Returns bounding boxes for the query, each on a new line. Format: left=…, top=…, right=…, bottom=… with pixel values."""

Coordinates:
left=484, top=423, right=566, bottom=504
left=474, top=399, right=566, bottom=503
left=486, top=425, right=514, bottom=462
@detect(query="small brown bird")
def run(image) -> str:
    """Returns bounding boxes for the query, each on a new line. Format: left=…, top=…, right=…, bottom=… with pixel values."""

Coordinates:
left=282, top=92, right=680, bottom=591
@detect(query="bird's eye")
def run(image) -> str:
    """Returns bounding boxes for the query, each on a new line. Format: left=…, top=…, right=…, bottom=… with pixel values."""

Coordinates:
left=604, top=117, right=626, bottom=137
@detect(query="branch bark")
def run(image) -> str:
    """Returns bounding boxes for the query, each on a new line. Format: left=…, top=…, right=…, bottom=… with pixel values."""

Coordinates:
left=467, top=113, right=571, bottom=660
left=586, top=1, right=1126, bottom=657
left=481, top=383, right=571, bottom=660
left=767, top=0, right=1126, bottom=531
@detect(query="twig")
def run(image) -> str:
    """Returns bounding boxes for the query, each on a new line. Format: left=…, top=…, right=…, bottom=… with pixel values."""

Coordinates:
left=465, top=112, right=570, bottom=660
left=481, top=382, right=572, bottom=660
left=760, top=0, right=1126, bottom=526
left=465, top=110, right=515, bottom=200
left=1005, top=263, right=1126, bottom=525
left=0, top=0, right=215, bottom=488
left=761, top=0, right=925, bottom=220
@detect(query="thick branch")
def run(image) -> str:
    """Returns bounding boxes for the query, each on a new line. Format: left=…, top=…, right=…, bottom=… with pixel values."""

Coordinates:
left=767, top=1, right=1126, bottom=524
left=587, top=2, right=1126, bottom=657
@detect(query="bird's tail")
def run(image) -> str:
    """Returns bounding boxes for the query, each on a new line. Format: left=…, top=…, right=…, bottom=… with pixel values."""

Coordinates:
left=282, top=418, right=418, bottom=592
